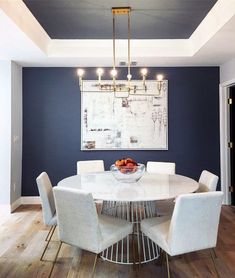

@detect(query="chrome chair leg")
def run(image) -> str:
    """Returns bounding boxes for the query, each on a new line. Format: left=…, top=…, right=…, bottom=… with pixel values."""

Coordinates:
left=40, top=225, right=56, bottom=261
left=48, top=241, right=62, bottom=278
left=210, top=249, right=220, bottom=278
left=165, top=252, right=171, bottom=278
left=91, top=254, right=98, bottom=278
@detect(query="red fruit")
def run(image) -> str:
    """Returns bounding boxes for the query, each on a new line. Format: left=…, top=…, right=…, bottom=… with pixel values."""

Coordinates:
left=115, top=158, right=138, bottom=174
left=126, top=163, right=134, bottom=168
left=125, top=163, right=137, bottom=173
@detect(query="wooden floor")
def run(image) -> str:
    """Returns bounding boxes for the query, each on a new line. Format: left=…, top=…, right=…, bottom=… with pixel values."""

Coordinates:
left=0, top=205, right=235, bottom=278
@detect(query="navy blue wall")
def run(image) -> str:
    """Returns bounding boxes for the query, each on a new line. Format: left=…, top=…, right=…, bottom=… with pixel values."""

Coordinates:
left=22, top=67, right=220, bottom=196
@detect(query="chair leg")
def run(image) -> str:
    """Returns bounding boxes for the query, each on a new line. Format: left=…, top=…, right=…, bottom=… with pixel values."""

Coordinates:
left=210, top=249, right=220, bottom=278
left=48, top=241, right=62, bottom=278
left=40, top=225, right=56, bottom=261
left=40, top=237, right=51, bottom=261
left=45, top=225, right=54, bottom=241
left=165, top=252, right=171, bottom=278
left=48, top=225, right=57, bottom=242
left=91, top=253, right=98, bottom=278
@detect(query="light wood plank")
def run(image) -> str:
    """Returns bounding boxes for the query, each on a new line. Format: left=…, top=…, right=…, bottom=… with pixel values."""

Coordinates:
left=0, top=205, right=235, bottom=277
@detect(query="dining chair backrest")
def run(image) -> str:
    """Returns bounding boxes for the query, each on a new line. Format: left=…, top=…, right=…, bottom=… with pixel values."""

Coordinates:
left=167, top=191, right=223, bottom=256
left=53, top=187, right=102, bottom=253
left=146, top=161, right=176, bottom=175
left=36, top=172, right=56, bottom=225
left=77, top=160, right=105, bottom=175
left=198, top=170, right=219, bottom=192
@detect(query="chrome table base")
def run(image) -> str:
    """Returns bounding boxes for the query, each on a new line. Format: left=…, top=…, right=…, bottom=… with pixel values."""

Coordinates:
left=101, top=201, right=159, bottom=265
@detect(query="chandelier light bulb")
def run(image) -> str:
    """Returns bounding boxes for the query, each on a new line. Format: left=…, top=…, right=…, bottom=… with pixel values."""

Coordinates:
left=97, top=68, right=104, bottom=85
left=127, top=74, right=132, bottom=80
left=156, top=74, right=164, bottom=81
left=97, top=68, right=104, bottom=76
left=141, top=68, right=148, bottom=76
left=111, top=69, right=118, bottom=78
left=77, top=68, right=85, bottom=77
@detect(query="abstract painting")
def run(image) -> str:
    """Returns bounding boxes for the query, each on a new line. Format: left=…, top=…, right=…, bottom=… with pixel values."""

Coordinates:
left=81, top=80, right=168, bottom=150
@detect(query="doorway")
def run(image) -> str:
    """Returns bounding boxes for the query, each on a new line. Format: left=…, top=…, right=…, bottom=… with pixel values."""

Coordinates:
left=229, top=86, right=235, bottom=205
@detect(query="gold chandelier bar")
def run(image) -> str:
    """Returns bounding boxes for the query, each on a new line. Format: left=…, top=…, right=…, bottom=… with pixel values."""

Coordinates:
left=112, top=7, right=132, bottom=90
left=112, top=11, right=116, bottom=89
left=127, top=9, right=131, bottom=89
left=112, top=12, right=116, bottom=70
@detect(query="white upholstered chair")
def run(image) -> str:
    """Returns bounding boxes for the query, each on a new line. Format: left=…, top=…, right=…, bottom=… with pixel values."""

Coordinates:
left=146, top=161, right=176, bottom=216
left=77, top=160, right=105, bottom=175
left=197, top=170, right=219, bottom=192
left=52, top=187, right=133, bottom=277
left=141, top=191, right=223, bottom=278
left=36, top=172, right=57, bottom=261
left=146, top=161, right=176, bottom=175
left=77, top=160, right=105, bottom=213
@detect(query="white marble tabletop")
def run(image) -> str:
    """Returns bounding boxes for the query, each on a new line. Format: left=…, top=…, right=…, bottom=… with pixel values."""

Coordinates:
left=57, top=172, right=199, bottom=202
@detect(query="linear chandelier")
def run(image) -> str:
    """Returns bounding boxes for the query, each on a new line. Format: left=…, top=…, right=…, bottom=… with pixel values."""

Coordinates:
left=77, top=7, right=165, bottom=97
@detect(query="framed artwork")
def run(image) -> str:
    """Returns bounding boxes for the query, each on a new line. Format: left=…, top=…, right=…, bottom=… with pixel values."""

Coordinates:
left=81, top=80, right=168, bottom=150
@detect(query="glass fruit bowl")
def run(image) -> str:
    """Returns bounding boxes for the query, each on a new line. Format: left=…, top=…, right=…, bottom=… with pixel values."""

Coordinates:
left=110, top=163, right=145, bottom=183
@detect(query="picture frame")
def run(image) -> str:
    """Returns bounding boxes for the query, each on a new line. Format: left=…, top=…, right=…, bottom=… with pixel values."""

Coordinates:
left=81, top=80, right=168, bottom=150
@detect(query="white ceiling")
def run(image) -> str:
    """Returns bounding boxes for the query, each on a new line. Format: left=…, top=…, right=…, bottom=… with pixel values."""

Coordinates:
left=0, top=0, right=235, bottom=67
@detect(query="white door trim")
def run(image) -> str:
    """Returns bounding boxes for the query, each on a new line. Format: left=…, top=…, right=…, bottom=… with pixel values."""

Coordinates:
left=219, top=78, right=235, bottom=205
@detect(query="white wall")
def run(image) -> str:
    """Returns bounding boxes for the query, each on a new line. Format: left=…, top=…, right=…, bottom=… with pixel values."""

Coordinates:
left=10, top=62, right=22, bottom=204
left=220, top=58, right=235, bottom=84
left=0, top=61, right=22, bottom=212
left=0, top=61, right=11, bottom=206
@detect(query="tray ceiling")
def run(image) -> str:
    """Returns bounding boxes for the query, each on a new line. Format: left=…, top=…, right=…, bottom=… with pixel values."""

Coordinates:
left=23, top=0, right=218, bottom=39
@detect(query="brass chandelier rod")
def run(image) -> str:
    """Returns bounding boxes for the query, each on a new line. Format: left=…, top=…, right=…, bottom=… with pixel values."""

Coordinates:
left=127, top=9, right=131, bottom=88
left=112, top=7, right=132, bottom=91
left=112, top=11, right=116, bottom=76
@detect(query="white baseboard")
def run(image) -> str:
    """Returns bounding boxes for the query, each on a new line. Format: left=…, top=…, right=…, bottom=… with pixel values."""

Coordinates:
left=0, top=197, right=41, bottom=214
left=21, top=196, right=41, bottom=205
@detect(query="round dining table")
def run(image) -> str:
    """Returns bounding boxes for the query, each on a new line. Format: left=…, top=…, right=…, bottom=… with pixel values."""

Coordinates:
left=58, top=171, right=199, bottom=265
